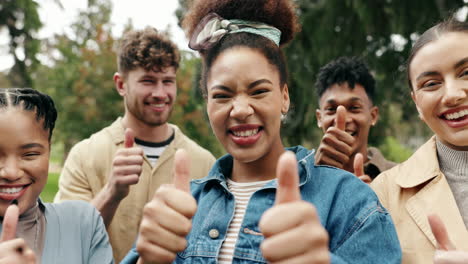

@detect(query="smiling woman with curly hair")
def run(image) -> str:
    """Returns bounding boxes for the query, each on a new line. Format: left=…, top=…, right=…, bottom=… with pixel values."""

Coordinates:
left=121, top=0, right=401, bottom=263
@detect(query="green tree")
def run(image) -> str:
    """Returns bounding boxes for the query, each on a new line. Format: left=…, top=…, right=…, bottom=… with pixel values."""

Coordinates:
left=0, top=0, right=42, bottom=87
left=283, top=0, right=466, bottom=148
left=171, top=51, right=224, bottom=157
left=35, top=0, right=121, bottom=155
left=176, top=0, right=467, bottom=152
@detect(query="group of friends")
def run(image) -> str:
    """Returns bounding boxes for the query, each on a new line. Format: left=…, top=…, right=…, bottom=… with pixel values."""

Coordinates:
left=0, top=0, right=467, bottom=263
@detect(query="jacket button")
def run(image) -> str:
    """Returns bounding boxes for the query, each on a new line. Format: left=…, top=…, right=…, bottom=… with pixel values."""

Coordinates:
left=209, top=229, right=219, bottom=239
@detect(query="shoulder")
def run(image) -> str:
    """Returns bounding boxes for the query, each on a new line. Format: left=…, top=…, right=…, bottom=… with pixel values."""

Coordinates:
left=66, top=120, right=121, bottom=160
left=45, top=200, right=100, bottom=218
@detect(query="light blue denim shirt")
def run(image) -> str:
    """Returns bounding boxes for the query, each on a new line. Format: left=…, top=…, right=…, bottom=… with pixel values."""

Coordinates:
left=122, top=146, right=401, bottom=263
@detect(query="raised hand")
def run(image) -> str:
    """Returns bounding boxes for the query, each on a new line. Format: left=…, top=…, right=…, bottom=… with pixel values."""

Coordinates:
left=108, top=128, right=144, bottom=201
left=428, top=214, right=468, bottom=264
left=136, top=149, right=197, bottom=263
left=315, top=105, right=355, bottom=170
left=0, top=204, right=37, bottom=263
left=260, top=152, right=330, bottom=263
left=353, top=153, right=372, bottom=184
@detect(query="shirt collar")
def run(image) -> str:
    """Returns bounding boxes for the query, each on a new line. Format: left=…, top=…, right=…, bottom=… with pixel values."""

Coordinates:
left=395, top=136, right=440, bottom=188
left=194, top=146, right=312, bottom=188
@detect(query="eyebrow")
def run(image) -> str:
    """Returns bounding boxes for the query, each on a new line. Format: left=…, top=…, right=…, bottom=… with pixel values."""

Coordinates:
left=20, top=143, right=45, bottom=150
left=210, top=84, right=232, bottom=92
left=210, top=79, right=273, bottom=92
left=140, top=75, right=176, bottom=80
left=415, top=57, right=468, bottom=82
left=248, top=79, right=273, bottom=89
left=324, top=97, right=363, bottom=105
left=416, top=71, right=440, bottom=82
left=454, top=57, right=468, bottom=70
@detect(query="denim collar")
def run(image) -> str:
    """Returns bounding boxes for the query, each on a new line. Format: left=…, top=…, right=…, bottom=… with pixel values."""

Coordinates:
left=193, top=146, right=313, bottom=188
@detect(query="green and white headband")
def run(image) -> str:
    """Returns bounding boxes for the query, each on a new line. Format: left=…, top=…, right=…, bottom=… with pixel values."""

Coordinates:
left=188, top=13, right=282, bottom=51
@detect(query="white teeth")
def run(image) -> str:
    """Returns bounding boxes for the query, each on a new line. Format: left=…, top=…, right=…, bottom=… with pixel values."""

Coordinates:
left=445, top=109, right=468, bottom=120
left=233, top=129, right=259, bottom=137
left=0, top=187, right=23, bottom=194
left=151, top=103, right=165, bottom=107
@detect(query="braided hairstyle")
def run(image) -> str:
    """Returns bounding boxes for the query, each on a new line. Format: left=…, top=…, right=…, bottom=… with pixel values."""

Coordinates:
left=183, top=0, right=300, bottom=96
left=0, top=88, right=57, bottom=141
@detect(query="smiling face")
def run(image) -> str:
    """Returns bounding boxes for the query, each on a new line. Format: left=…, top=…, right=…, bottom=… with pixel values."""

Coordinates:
left=115, top=67, right=177, bottom=127
left=0, top=108, right=50, bottom=216
left=409, top=32, right=468, bottom=150
left=316, top=83, right=378, bottom=155
left=206, top=47, right=290, bottom=164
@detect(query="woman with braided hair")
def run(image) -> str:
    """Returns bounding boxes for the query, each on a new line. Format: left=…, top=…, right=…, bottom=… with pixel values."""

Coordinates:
left=0, top=88, right=113, bottom=263
left=122, top=0, right=401, bottom=263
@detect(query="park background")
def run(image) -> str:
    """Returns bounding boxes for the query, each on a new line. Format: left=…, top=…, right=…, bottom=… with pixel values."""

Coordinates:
left=1, top=0, right=467, bottom=202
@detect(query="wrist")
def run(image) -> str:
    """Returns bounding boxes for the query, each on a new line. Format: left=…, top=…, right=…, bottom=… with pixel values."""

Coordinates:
left=103, top=183, right=126, bottom=203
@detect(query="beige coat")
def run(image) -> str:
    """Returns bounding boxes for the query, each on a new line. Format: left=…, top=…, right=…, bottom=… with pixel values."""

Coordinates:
left=54, top=118, right=216, bottom=262
left=371, top=136, right=468, bottom=264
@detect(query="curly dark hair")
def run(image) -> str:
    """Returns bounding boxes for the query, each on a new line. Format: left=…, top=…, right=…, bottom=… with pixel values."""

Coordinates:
left=315, top=57, right=376, bottom=104
left=117, top=27, right=180, bottom=76
left=0, top=88, right=57, bottom=141
left=183, top=0, right=300, bottom=96
left=407, top=17, right=468, bottom=90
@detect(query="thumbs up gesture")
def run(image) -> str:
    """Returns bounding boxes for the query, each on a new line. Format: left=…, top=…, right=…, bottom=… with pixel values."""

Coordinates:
left=315, top=105, right=355, bottom=171
left=107, top=128, right=144, bottom=201
left=136, top=149, right=197, bottom=263
left=353, top=153, right=372, bottom=184
left=428, top=214, right=468, bottom=264
left=259, top=152, right=330, bottom=263
left=0, top=204, right=37, bottom=263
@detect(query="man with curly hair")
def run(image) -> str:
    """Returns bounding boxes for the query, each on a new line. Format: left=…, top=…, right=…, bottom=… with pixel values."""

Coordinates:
left=54, top=27, right=215, bottom=262
left=314, top=56, right=395, bottom=183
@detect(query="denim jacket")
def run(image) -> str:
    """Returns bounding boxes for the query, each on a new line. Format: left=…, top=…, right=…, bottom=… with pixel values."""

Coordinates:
left=121, top=146, right=401, bottom=264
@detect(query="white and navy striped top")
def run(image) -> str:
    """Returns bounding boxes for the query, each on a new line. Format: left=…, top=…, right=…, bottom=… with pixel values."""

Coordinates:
left=218, top=179, right=272, bottom=264
left=134, top=132, right=174, bottom=166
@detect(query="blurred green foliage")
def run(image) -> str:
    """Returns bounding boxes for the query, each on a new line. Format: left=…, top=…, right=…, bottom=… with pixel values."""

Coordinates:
left=41, top=172, right=59, bottom=203
left=0, top=0, right=42, bottom=87
left=378, top=136, right=413, bottom=163
left=2, top=0, right=467, bottom=165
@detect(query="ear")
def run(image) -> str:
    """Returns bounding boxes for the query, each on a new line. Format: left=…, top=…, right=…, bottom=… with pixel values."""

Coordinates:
left=281, top=84, right=290, bottom=114
left=370, top=105, right=379, bottom=126
left=315, top=109, right=323, bottom=129
left=411, top=91, right=425, bottom=122
left=114, top=72, right=126, bottom=96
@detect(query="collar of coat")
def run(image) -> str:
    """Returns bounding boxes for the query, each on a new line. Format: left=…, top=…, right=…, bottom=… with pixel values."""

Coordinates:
left=395, top=136, right=440, bottom=188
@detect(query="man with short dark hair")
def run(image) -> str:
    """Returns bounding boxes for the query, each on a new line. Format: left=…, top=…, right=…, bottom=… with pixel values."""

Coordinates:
left=314, top=56, right=395, bottom=182
left=54, top=27, right=215, bottom=262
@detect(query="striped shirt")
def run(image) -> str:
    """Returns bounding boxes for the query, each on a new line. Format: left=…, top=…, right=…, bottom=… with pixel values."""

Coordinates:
left=134, top=132, right=174, bottom=166
left=218, top=179, right=272, bottom=264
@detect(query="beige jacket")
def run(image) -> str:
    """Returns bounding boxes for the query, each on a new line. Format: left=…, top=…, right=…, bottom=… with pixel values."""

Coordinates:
left=54, top=118, right=216, bottom=262
left=372, top=136, right=468, bottom=264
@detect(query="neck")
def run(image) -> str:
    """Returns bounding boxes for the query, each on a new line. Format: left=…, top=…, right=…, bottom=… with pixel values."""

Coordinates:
left=436, top=139, right=468, bottom=177
left=122, top=114, right=172, bottom=142
left=231, top=140, right=286, bottom=182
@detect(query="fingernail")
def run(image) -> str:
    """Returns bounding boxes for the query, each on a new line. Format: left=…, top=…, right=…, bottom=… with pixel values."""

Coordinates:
left=11, top=199, right=18, bottom=205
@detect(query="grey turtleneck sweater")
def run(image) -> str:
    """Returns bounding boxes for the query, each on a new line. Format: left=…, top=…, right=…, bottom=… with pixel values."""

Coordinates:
left=436, top=139, right=468, bottom=228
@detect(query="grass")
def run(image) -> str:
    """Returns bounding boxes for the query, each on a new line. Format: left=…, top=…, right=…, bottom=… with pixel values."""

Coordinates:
left=41, top=172, right=60, bottom=203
